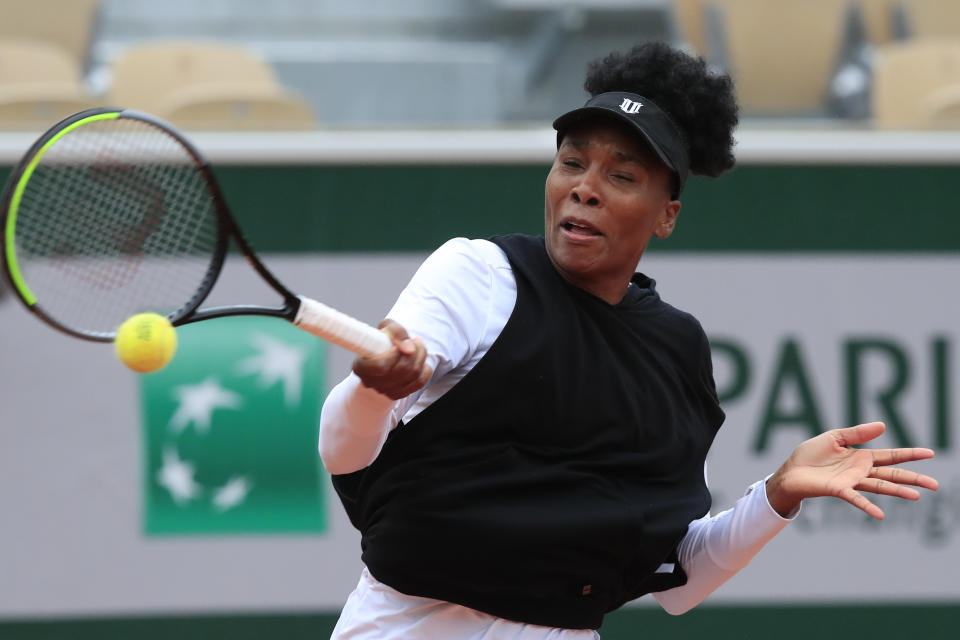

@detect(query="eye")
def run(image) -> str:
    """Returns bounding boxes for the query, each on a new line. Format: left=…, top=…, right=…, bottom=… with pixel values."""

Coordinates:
left=562, top=158, right=584, bottom=169
left=612, top=173, right=635, bottom=183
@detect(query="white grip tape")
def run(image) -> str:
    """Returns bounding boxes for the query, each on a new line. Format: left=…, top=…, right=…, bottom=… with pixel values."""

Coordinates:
left=293, top=296, right=391, bottom=357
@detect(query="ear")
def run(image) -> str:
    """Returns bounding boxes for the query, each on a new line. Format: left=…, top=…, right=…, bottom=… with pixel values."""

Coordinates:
left=654, top=200, right=681, bottom=239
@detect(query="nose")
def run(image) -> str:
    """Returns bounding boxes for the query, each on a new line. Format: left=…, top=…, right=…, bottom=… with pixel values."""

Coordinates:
left=571, top=173, right=601, bottom=207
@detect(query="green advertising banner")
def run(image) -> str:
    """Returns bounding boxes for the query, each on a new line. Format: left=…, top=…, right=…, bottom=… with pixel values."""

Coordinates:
left=139, top=316, right=327, bottom=535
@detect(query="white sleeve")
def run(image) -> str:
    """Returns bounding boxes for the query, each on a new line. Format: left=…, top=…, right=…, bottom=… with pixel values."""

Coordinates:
left=385, top=238, right=502, bottom=382
left=652, top=476, right=800, bottom=615
left=317, top=238, right=504, bottom=475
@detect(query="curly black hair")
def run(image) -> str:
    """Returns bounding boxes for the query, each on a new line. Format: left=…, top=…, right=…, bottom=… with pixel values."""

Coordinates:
left=584, top=42, right=738, bottom=177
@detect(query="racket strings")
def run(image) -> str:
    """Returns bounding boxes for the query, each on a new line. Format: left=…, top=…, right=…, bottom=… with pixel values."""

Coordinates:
left=12, top=117, right=222, bottom=336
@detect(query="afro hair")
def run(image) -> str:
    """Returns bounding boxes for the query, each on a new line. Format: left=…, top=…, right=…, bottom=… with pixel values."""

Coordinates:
left=584, top=42, right=738, bottom=178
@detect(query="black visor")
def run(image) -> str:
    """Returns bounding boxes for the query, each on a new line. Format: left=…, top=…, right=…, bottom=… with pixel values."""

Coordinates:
left=552, top=92, right=689, bottom=198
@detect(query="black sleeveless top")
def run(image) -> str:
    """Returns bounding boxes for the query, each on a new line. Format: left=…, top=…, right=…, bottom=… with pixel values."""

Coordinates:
left=333, top=234, right=724, bottom=629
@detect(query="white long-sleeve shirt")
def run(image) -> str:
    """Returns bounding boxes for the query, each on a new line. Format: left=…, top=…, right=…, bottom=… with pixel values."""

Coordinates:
left=320, top=238, right=797, bottom=639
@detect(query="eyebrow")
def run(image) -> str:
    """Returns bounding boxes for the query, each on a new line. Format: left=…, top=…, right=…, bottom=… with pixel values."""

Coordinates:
left=612, top=150, right=645, bottom=165
left=560, top=138, right=650, bottom=166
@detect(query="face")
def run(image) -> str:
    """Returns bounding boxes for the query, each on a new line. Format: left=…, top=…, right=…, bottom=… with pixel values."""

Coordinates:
left=544, top=120, right=681, bottom=304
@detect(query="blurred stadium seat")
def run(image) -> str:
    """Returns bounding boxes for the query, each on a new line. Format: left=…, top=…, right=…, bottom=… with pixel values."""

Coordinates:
left=673, top=1, right=893, bottom=55
left=702, top=0, right=852, bottom=115
left=0, top=0, right=101, bottom=69
left=2, top=0, right=952, bottom=130
left=107, top=41, right=315, bottom=129
left=109, top=41, right=279, bottom=109
left=923, top=84, right=960, bottom=125
left=0, top=38, right=85, bottom=86
left=0, top=87, right=98, bottom=131
left=671, top=0, right=709, bottom=54
left=0, top=38, right=98, bottom=130
left=858, top=0, right=895, bottom=43
left=89, top=0, right=672, bottom=126
left=157, top=83, right=316, bottom=131
left=873, top=39, right=960, bottom=128
left=892, top=0, right=960, bottom=39
left=92, top=0, right=507, bottom=126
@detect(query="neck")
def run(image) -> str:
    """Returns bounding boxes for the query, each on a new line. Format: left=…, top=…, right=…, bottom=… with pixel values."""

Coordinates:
left=558, top=271, right=632, bottom=305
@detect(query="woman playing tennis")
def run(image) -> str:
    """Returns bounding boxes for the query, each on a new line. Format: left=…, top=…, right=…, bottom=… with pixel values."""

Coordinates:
left=318, top=42, right=939, bottom=639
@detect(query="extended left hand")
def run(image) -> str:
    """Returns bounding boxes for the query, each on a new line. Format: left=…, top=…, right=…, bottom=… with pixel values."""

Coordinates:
left=765, top=422, right=939, bottom=519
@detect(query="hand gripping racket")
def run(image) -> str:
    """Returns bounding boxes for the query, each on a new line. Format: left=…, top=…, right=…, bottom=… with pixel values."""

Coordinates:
left=0, top=108, right=391, bottom=356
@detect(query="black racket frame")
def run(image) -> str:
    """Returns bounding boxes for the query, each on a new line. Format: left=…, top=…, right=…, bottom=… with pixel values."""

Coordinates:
left=0, top=108, right=304, bottom=342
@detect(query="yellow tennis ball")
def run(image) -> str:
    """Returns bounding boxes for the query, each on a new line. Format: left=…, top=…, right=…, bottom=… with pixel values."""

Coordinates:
left=114, top=313, right=178, bottom=373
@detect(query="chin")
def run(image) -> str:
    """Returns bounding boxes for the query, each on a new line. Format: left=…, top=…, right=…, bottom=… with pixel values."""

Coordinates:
left=547, top=244, right=597, bottom=279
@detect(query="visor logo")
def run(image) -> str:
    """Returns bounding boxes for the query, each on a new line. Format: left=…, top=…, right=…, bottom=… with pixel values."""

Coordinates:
left=619, top=98, right=643, bottom=114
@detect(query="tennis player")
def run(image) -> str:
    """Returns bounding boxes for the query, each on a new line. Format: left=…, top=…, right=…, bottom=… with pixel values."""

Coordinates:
left=319, top=42, right=938, bottom=639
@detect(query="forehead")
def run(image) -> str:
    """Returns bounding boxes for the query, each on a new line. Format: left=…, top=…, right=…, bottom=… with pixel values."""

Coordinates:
left=558, top=118, right=661, bottom=164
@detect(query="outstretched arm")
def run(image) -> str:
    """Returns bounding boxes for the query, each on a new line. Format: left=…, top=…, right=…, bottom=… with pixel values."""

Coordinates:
left=654, top=421, right=938, bottom=614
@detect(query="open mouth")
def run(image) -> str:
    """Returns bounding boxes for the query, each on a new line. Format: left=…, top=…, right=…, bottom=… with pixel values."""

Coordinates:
left=562, top=220, right=601, bottom=237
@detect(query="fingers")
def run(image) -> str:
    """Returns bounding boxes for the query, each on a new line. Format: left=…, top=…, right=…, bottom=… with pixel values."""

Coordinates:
left=869, top=447, right=936, bottom=466
left=831, top=423, right=936, bottom=465
left=354, top=339, right=432, bottom=399
left=353, top=319, right=433, bottom=400
left=378, top=318, right=418, bottom=356
left=833, top=421, right=886, bottom=448
left=855, top=477, right=921, bottom=501
left=838, top=486, right=885, bottom=520
left=389, top=338, right=432, bottom=397
left=842, top=464, right=940, bottom=519
left=868, top=466, right=940, bottom=492
left=807, top=422, right=939, bottom=521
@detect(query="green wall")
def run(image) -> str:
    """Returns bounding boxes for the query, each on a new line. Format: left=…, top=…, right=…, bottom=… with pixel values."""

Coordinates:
left=205, top=164, right=957, bottom=253
left=3, top=163, right=956, bottom=253
left=3, top=604, right=959, bottom=639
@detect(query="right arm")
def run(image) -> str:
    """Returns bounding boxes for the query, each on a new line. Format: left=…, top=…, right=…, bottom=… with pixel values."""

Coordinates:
left=317, top=238, right=509, bottom=475
left=316, top=379, right=402, bottom=476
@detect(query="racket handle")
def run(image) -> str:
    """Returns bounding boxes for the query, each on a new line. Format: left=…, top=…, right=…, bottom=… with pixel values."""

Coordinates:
left=293, top=296, right=392, bottom=357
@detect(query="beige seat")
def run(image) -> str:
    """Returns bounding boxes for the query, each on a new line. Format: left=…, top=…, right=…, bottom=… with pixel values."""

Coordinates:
left=674, top=0, right=891, bottom=55
left=0, top=38, right=84, bottom=87
left=859, top=0, right=895, bottom=43
left=107, top=41, right=314, bottom=130
left=873, top=39, right=960, bottom=128
left=109, top=42, right=281, bottom=112
left=0, top=91, right=98, bottom=131
left=893, top=0, right=960, bottom=38
left=157, top=83, right=316, bottom=131
left=671, top=0, right=709, bottom=55
left=0, top=0, right=100, bottom=66
left=700, top=0, right=852, bottom=114
left=923, top=84, right=960, bottom=125
left=0, top=38, right=97, bottom=130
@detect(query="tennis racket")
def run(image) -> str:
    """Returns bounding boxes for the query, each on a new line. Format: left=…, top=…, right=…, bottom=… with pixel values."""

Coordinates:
left=0, top=107, right=391, bottom=356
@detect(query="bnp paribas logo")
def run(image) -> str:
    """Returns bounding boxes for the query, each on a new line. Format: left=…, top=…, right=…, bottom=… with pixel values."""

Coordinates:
left=139, top=317, right=327, bottom=536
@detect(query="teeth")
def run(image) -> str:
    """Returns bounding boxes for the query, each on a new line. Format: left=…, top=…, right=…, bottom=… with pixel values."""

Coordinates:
left=563, top=221, right=598, bottom=235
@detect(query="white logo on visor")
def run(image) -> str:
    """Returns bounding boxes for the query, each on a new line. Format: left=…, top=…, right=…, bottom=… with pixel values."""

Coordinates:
left=619, top=98, right=643, bottom=114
